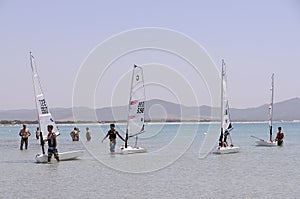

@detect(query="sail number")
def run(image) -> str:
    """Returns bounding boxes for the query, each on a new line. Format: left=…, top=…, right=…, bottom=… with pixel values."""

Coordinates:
left=137, top=101, right=144, bottom=114
left=137, top=108, right=144, bottom=114
left=39, top=99, right=49, bottom=114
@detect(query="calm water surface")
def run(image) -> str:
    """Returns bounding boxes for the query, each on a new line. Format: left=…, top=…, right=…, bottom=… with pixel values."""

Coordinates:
left=0, top=122, right=299, bottom=198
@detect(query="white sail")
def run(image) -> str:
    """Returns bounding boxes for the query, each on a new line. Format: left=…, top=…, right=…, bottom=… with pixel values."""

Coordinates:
left=30, top=52, right=59, bottom=140
left=221, top=60, right=232, bottom=134
left=127, top=65, right=145, bottom=138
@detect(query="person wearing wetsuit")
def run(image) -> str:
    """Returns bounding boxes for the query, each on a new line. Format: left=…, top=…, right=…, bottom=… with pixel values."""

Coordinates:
left=47, top=125, right=59, bottom=163
left=35, top=127, right=40, bottom=140
left=218, top=130, right=230, bottom=148
left=218, top=131, right=223, bottom=147
left=101, top=124, right=125, bottom=152
left=223, top=131, right=230, bottom=147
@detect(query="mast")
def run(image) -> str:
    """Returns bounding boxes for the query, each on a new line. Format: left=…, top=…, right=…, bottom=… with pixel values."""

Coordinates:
left=269, top=73, right=274, bottom=141
left=220, top=60, right=225, bottom=140
left=29, top=52, right=44, bottom=154
left=125, top=65, right=137, bottom=148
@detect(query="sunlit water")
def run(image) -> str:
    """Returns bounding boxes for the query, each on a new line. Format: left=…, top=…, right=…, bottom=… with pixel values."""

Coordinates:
left=0, top=122, right=299, bottom=198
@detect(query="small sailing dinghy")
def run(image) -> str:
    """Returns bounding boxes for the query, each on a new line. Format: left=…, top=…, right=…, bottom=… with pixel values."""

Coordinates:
left=29, top=52, right=84, bottom=163
left=120, top=65, right=147, bottom=154
left=251, top=73, right=277, bottom=146
left=35, top=150, right=85, bottom=163
left=214, top=60, right=239, bottom=154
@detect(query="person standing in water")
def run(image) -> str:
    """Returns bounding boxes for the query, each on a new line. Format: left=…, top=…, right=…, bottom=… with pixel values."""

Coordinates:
left=19, top=124, right=31, bottom=150
left=86, top=127, right=91, bottom=141
left=275, top=127, right=284, bottom=146
left=101, top=124, right=125, bottom=152
left=70, top=127, right=80, bottom=141
left=35, top=127, right=40, bottom=140
left=46, top=125, right=59, bottom=163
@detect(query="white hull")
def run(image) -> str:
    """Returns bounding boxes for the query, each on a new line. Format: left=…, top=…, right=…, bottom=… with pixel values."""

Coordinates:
left=255, top=140, right=277, bottom=147
left=214, top=146, right=240, bottom=154
left=35, top=150, right=84, bottom=163
left=120, top=146, right=147, bottom=154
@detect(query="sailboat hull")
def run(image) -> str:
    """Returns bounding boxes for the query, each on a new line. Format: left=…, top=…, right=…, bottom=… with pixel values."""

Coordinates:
left=255, top=140, right=277, bottom=146
left=213, top=146, right=240, bottom=154
left=35, top=150, right=85, bottom=163
left=120, top=146, right=147, bottom=154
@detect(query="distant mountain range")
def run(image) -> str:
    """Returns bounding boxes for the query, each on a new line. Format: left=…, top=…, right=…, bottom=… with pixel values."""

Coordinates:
left=1, top=98, right=300, bottom=122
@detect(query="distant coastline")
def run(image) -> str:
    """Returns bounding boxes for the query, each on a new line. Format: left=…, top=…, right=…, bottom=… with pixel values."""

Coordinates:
left=0, top=98, right=300, bottom=125
left=1, top=98, right=299, bottom=123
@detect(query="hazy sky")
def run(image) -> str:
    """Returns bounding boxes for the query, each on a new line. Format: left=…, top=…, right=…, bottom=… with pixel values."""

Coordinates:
left=0, top=0, right=299, bottom=110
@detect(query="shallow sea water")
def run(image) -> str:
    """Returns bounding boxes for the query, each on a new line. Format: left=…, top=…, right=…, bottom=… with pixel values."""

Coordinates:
left=0, top=122, right=299, bottom=198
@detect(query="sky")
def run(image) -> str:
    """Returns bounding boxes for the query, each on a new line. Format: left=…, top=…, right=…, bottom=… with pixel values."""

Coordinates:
left=0, top=0, right=299, bottom=110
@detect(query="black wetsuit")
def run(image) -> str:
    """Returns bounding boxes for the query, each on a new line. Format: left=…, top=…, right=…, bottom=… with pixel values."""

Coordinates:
left=218, top=133, right=223, bottom=147
left=224, top=135, right=228, bottom=146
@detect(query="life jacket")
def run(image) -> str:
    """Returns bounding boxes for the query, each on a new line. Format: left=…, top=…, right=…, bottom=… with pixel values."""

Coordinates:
left=108, top=130, right=117, bottom=140
left=48, top=133, right=56, bottom=147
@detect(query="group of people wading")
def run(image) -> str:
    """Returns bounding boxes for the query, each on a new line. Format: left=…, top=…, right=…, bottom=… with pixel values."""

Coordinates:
left=19, top=124, right=92, bottom=163
left=19, top=123, right=124, bottom=158
left=20, top=123, right=285, bottom=160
